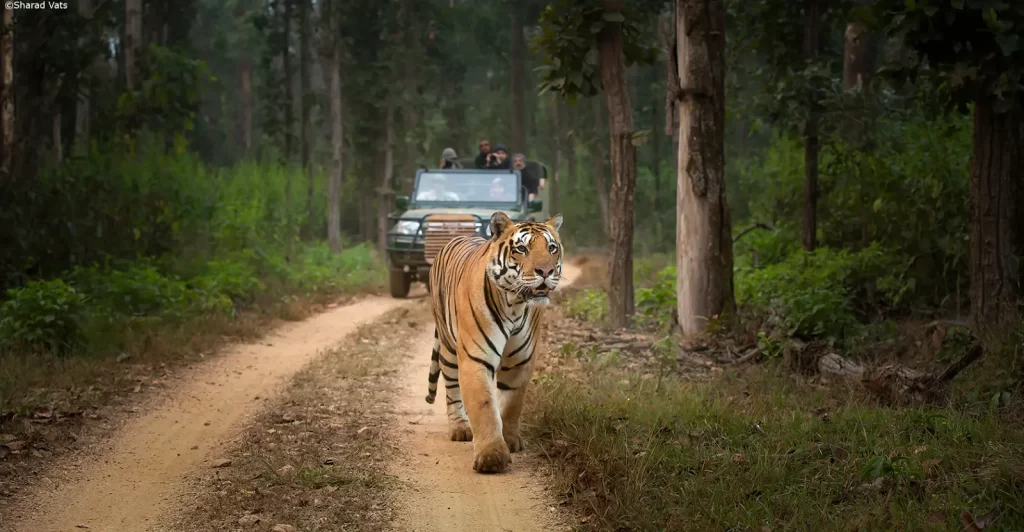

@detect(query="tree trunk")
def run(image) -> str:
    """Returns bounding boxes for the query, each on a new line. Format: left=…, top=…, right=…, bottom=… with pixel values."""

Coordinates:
left=378, top=98, right=395, bottom=255
left=1, top=7, right=13, bottom=178
left=52, top=113, right=62, bottom=163
left=510, top=4, right=527, bottom=154
left=843, top=1, right=876, bottom=91
left=599, top=0, right=636, bottom=328
left=674, top=0, right=735, bottom=337
left=548, top=96, right=561, bottom=217
left=282, top=0, right=293, bottom=163
left=75, top=0, right=94, bottom=152
left=240, top=57, right=253, bottom=156
left=327, top=0, right=343, bottom=254
left=801, top=0, right=820, bottom=251
left=299, top=0, right=312, bottom=222
left=969, top=96, right=1022, bottom=330
left=565, top=103, right=577, bottom=199
left=125, top=0, right=142, bottom=90
left=399, top=0, right=419, bottom=192
left=592, top=96, right=611, bottom=237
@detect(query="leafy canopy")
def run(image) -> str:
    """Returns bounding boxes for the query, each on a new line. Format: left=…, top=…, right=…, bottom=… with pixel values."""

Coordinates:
left=532, top=0, right=659, bottom=103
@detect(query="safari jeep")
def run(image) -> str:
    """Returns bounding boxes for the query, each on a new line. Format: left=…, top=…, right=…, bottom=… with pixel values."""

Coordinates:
left=385, top=168, right=546, bottom=298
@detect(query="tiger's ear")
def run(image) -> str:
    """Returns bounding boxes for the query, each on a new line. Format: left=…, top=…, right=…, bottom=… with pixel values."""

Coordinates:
left=546, top=213, right=563, bottom=233
left=489, top=211, right=513, bottom=240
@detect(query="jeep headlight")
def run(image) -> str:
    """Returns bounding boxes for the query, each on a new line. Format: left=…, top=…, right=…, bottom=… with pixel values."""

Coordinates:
left=392, top=220, right=420, bottom=236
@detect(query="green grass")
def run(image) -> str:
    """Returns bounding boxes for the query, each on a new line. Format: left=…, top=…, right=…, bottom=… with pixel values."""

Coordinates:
left=526, top=365, right=1024, bottom=531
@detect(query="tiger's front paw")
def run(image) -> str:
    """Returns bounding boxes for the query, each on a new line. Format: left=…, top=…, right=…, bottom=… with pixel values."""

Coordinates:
left=503, top=431, right=525, bottom=453
left=449, top=422, right=473, bottom=442
left=472, top=440, right=511, bottom=474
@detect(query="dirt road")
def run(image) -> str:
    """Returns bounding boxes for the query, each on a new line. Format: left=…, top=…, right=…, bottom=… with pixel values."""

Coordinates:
left=7, top=296, right=408, bottom=532
left=388, top=263, right=580, bottom=532
left=7, top=263, right=580, bottom=532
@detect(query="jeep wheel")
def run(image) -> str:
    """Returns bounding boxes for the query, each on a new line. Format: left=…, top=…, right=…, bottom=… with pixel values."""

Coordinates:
left=389, top=269, right=411, bottom=298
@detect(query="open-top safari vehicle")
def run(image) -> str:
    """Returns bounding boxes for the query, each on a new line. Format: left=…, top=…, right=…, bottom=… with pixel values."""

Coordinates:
left=385, top=167, right=547, bottom=298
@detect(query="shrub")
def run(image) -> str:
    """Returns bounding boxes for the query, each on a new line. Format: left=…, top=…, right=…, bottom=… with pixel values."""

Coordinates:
left=565, top=289, right=608, bottom=324
left=69, top=263, right=230, bottom=319
left=736, top=243, right=912, bottom=346
left=191, top=252, right=266, bottom=306
left=635, top=266, right=677, bottom=332
left=0, top=279, right=88, bottom=355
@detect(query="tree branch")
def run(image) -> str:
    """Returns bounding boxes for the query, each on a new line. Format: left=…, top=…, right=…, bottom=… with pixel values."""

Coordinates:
left=732, top=222, right=775, bottom=243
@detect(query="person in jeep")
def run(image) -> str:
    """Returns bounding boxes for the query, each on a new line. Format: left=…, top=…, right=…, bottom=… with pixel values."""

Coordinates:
left=415, top=174, right=459, bottom=202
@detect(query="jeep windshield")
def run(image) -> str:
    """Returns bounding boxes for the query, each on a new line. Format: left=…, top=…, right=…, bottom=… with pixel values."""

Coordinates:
left=412, top=170, right=521, bottom=205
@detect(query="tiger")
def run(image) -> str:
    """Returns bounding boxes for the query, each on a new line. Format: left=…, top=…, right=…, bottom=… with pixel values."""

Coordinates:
left=424, top=211, right=564, bottom=473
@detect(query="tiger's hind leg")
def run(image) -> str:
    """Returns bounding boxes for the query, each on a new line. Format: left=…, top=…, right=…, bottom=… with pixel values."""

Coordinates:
left=497, top=317, right=539, bottom=453
left=439, top=340, right=473, bottom=441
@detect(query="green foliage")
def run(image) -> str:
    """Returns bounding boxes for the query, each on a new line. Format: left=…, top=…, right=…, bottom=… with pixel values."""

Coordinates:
left=879, top=0, right=1024, bottom=111
left=565, top=289, right=609, bottom=323
left=118, top=46, right=213, bottom=143
left=69, top=263, right=231, bottom=320
left=736, top=244, right=912, bottom=345
left=635, top=266, right=676, bottom=332
left=734, top=107, right=971, bottom=305
left=533, top=0, right=658, bottom=102
left=0, top=280, right=88, bottom=356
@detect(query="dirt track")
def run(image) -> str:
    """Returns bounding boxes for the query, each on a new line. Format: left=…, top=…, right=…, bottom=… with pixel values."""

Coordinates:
left=6, top=263, right=579, bottom=532
left=7, top=296, right=407, bottom=532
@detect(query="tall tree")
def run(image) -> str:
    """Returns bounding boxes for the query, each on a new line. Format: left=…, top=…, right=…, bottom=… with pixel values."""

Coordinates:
left=325, top=0, right=343, bottom=253
left=0, top=6, right=12, bottom=177
left=672, top=0, right=735, bottom=336
left=378, top=98, right=395, bottom=254
left=299, top=0, right=313, bottom=222
left=239, top=57, right=253, bottom=155
left=599, top=0, right=638, bottom=327
left=125, top=0, right=142, bottom=90
left=510, top=2, right=528, bottom=154
left=536, top=0, right=656, bottom=327
left=842, top=0, right=875, bottom=91
left=882, top=1, right=1023, bottom=329
left=592, top=94, right=611, bottom=237
left=282, top=0, right=293, bottom=162
left=801, top=0, right=820, bottom=251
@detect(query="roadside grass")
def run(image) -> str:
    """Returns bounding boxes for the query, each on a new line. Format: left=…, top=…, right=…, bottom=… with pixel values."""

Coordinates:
left=527, top=356, right=1024, bottom=531
left=173, top=305, right=425, bottom=532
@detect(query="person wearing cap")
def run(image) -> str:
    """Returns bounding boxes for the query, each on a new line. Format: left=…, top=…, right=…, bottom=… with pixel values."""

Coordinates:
left=485, top=144, right=511, bottom=169
left=439, top=147, right=462, bottom=169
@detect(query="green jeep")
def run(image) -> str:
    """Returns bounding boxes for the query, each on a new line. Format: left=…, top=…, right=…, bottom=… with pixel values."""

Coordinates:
left=385, top=167, right=547, bottom=298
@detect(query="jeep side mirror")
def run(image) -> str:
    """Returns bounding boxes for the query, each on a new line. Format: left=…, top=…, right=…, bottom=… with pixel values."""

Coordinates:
left=395, top=195, right=409, bottom=210
left=528, top=198, right=543, bottom=213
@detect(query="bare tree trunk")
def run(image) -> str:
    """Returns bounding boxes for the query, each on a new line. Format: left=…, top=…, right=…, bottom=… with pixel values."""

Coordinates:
left=398, top=0, right=419, bottom=192
left=969, top=95, right=1022, bottom=330
left=599, top=0, right=637, bottom=328
left=282, top=0, right=293, bottom=163
left=674, top=0, right=735, bottom=337
left=125, top=0, right=142, bottom=90
left=240, top=58, right=253, bottom=155
left=378, top=98, right=395, bottom=255
left=548, top=96, right=561, bottom=217
left=52, top=114, right=62, bottom=163
left=510, top=4, right=527, bottom=153
left=1, top=7, right=13, bottom=178
left=592, top=96, right=611, bottom=237
left=299, top=0, right=312, bottom=223
left=565, top=103, right=577, bottom=199
left=326, top=0, right=343, bottom=254
left=75, top=0, right=94, bottom=152
left=801, top=0, right=820, bottom=251
left=843, top=1, right=876, bottom=91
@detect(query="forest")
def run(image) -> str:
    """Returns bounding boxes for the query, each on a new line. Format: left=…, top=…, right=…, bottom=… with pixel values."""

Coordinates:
left=0, top=0, right=1022, bottom=530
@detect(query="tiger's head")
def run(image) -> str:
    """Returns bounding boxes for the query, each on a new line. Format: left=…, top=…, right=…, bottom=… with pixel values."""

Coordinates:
left=486, top=211, right=564, bottom=305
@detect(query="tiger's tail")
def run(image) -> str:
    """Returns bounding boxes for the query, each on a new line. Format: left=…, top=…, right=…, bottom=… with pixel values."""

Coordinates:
left=425, top=328, right=441, bottom=404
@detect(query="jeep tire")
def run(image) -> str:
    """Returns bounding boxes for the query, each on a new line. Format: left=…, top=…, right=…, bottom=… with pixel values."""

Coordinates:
left=389, top=269, right=411, bottom=298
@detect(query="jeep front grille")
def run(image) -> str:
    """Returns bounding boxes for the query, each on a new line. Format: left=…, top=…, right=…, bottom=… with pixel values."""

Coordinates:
left=423, top=214, right=478, bottom=264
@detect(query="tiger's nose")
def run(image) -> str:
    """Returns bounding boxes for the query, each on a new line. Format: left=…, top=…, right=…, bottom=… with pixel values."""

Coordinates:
left=535, top=267, right=555, bottom=278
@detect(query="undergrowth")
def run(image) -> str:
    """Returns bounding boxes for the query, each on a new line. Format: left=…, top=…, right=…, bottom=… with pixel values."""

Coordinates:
left=527, top=364, right=1024, bottom=531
